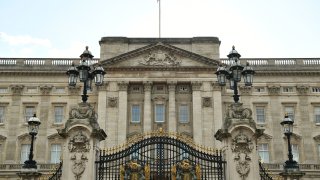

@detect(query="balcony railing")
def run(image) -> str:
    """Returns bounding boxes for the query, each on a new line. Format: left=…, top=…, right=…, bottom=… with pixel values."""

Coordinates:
left=0, top=163, right=59, bottom=171
left=261, top=163, right=320, bottom=171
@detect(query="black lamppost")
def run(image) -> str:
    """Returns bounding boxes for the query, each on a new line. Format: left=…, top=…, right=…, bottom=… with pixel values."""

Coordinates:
left=281, top=114, right=298, bottom=169
left=215, top=46, right=255, bottom=103
left=23, top=114, right=41, bottom=169
left=279, top=114, right=305, bottom=179
left=66, top=46, right=106, bottom=103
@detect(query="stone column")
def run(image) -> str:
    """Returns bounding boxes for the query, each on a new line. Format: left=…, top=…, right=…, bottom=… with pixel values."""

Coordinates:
left=192, top=82, right=202, bottom=144
left=118, top=82, right=128, bottom=144
left=168, top=81, right=177, bottom=132
left=215, top=103, right=264, bottom=180
left=143, top=82, right=152, bottom=132
left=97, top=83, right=108, bottom=147
left=57, top=102, right=107, bottom=180
left=212, top=83, right=222, bottom=148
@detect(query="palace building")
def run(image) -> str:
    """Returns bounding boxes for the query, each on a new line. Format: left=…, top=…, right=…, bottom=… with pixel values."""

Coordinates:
left=0, top=37, right=320, bottom=179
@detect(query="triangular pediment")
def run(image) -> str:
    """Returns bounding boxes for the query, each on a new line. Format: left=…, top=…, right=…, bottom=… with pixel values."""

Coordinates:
left=100, top=42, right=220, bottom=70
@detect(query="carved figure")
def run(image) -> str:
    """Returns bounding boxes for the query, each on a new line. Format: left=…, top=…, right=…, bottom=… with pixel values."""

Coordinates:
left=140, top=50, right=181, bottom=66
left=120, top=157, right=147, bottom=180
left=175, top=158, right=200, bottom=180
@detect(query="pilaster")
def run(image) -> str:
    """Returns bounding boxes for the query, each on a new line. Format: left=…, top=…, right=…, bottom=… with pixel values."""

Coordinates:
left=143, top=81, right=152, bottom=132
left=212, top=82, right=223, bottom=148
left=191, top=81, right=202, bottom=144
left=118, top=82, right=128, bottom=144
left=97, top=83, right=108, bottom=147
left=168, top=81, right=177, bottom=132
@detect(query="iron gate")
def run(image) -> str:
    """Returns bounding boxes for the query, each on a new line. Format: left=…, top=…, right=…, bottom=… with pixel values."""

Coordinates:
left=95, top=129, right=226, bottom=179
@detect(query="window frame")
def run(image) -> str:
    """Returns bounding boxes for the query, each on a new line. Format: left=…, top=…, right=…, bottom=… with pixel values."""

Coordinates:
left=258, top=143, right=270, bottom=163
left=284, top=106, right=295, bottom=122
left=314, top=106, right=320, bottom=124
left=131, top=104, right=141, bottom=123
left=50, top=144, right=61, bottom=164
left=20, top=144, right=31, bottom=164
left=256, top=106, right=266, bottom=124
left=54, top=106, right=64, bottom=124
left=178, top=104, right=189, bottom=123
left=24, top=105, right=36, bottom=122
left=0, top=106, right=6, bottom=124
left=154, top=103, right=165, bottom=123
left=291, top=144, right=299, bottom=162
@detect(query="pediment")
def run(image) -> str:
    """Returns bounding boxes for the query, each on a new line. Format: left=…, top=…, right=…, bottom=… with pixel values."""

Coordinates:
left=100, top=42, right=220, bottom=70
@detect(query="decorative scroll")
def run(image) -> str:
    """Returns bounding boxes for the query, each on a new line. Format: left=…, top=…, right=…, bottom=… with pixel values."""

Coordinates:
left=10, top=85, right=24, bottom=95
left=202, top=97, right=212, bottom=107
left=140, top=50, right=181, bottom=66
left=296, top=85, right=309, bottom=95
left=68, top=131, right=90, bottom=180
left=231, top=131, right=254, bottom=180
left=39, top=85, right=52, bottom=95
left=108, top=97, right=118, bottom=108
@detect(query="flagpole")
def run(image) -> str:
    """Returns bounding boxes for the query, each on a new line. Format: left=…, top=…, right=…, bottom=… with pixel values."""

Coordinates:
left=158, top=0, right=161, bottom=38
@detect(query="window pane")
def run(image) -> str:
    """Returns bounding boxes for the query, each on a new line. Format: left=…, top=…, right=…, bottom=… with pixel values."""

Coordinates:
left=131, top=105, right=140, bottom=123
left=318, top=144, right=320, bottom=160
left=256, top=107, right=265, bottom=124
left=21, top=144, right=31, bottom=164
left=315, top=107, right=320, bottom=124
left=285, top=107, right=294, bottom=121
left=25, top=106, right=35, bottom=122
left=54, top=106, right=64, bottom=123
left=51, top=144, right=61, bottom=163
left=155, top=104, right=165, bottom=122
left=179, top=105, right=189, bottom=123
left=258, top=144, right=269, bottom=163
left=292, top=144, right=299, bottom=162
left=0, top=107, right=4, bottom=123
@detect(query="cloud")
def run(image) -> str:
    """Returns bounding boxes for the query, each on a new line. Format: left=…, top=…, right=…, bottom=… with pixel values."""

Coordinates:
left=0, top=32, right=51, bottom=47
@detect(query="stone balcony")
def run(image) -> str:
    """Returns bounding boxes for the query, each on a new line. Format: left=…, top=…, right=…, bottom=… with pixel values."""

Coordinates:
left=0, top=163, right=60, bottom=177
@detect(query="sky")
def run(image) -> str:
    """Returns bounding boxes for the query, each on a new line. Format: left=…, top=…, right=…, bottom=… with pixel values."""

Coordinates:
left=0, top=0, right=319, bottom=59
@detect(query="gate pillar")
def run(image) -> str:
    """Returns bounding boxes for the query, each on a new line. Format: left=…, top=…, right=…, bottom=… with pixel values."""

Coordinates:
left=215, top=103, right=264, bottom=180
left=57, top=102, right=107, bottom=180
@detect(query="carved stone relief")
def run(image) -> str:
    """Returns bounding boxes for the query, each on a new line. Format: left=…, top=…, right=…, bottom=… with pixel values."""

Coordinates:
left=202, top=97, right=212, bottom=107
left=139, top=50, right=181, bottom=66
left=231, top=131, right=254, bottom=180
left=143, top=82, right=152, bottom=92
left=224, top=103, right=256, bottom=130
left=68, top=131, right=90, bottom=180
left=108, top=97, right=118, bottom=108
left=267, top=86, right=280, bottom=95
left=10, top=85, right=24, bottom=95
left=39, top=85, right=53, bottom=95
left=296, top=85, right=309, bottom=95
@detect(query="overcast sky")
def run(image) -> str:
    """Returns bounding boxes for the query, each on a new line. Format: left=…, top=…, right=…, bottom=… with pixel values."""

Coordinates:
left=0, top=0, right=319, bottom=58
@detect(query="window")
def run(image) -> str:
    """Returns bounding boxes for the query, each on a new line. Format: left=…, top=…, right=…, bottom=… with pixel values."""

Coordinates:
left=256, top=107, right=265, bottom=124
left=179, top=104, right=189, bottom=123
left=312, top=87, right=320, bottom=93
left=285, top=106, right=294, bottom=121
left=292, top=144, right=299, bottom=162
left=50, top=144, right=61, bottom=163
left=54, top=106, right=64, bottom=124
left=283, top=87, right=294, bottom=93
left=0, top=88, right=8, bottom=93
left=21, top=144, right=31, bottom=164
left=258, top=144, right=269, bottom=163
left=0, top=106, right=5, bottom=124
left=131, top=105, right=141, bottom=123
left=315, top=107, right=320, bottom=124
left=155, top=104, right=165, bottom=122
left=25, top=106, right=36, bottom=122
left=254, top=87, right=265, bottom=93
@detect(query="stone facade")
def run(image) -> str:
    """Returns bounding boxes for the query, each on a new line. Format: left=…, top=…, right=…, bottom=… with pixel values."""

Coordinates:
left=0, top=37, right=320, bottom=179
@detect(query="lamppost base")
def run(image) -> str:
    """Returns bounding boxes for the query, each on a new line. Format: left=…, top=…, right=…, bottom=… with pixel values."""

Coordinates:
left=17, top=168, right=42, bottom=180
left=284, top=160, right=299, bottom=169
left=280, top=161, right=305, bottom=180
left=23, top=160, right=37, bottom=169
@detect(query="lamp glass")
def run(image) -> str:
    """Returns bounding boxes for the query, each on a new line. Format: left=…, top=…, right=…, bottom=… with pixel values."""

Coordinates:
left=95, top=73, right=104, bottom=86
left=232, top=68, right=242, bottom=82
left=243, top=73, right=253, bottom=86
left=79, top=69, right=88, bottom=82
left=229, top=78, right=235, bottom=90
left=68, top=74, right=77, bottom=86
left=86, top=77, right=92, bottom=91
left=217, top=73, right=226, bottom=86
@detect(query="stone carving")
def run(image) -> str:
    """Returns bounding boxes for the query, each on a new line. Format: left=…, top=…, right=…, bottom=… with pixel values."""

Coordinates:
left=39, top=85, right=53, bottom=95
left=202, top=97, right=212, bottom=107
left=267, top=86, right=280, bottom=95
left=143, top=81, right=153, bottom=92
left=140, top=50, right=181, bottom=66
left=68, top=131, right=90, bottom=180
left=68, top=86, right=81, bottom=95
left=231, top=131, right=254, bottom=180
left=239, top=86, right=252, bottom=95
left=69, top=103, right=95, bottom=120
left=296, top=85, right=309, bottom=95
left=108, top=97, right=118, bottom=108
left=10, top=85, right=24, bottom=95
left=224, top=103, right=256, bottom=130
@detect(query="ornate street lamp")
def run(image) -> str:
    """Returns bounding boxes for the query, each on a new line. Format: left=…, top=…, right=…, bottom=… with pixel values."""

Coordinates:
left=280, top=114, right=298, bottom=169
left=280, top=114, right=305, bottom=179
left=215, top=46, right=255, bottom=103
left=66, top=46, right=106, bottom=103
left=23, top=114, right=41, bottom=169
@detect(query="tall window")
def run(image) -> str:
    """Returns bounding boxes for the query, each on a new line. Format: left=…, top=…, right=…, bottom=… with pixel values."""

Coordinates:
left=21, top=144, right=31, bottom=164
left=54, top=106, right=64, bottom=124
left=155, top=104, right=165, bottom=122
left=285, top=106, right=294, bottom=121
left=258, top=144, right=269, bottom=163
left=131, top=105, right=141, bottom=123
left=50, top=144, right=61, bottom=163
left=0, top=106, right=5, bottom=124
left=179, top=104, right=189, bottom=123
left=256, top=107, right=265, bottom=124
left=292, top=144, right=299, bottom=162
left=25, top=106, right=35, bottom=122
left=315, top=107, right=320, bottom=124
